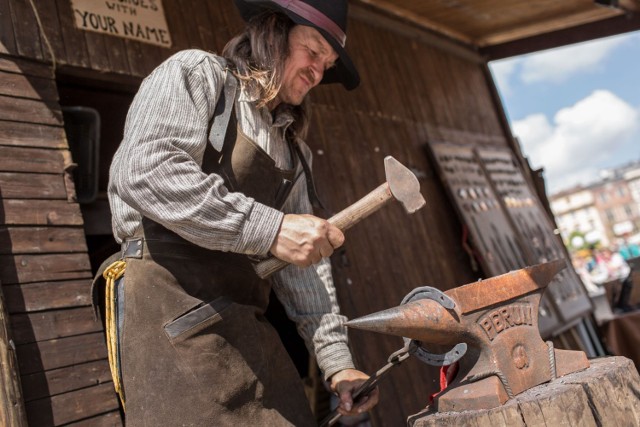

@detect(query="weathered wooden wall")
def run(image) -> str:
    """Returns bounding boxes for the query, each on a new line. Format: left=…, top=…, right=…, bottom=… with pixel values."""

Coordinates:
left=0, top=55, right=121, bottom=425
left=0, top=1, right=514, bottom=425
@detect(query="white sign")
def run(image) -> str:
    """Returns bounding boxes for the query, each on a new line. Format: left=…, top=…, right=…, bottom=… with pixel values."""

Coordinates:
left=70, top=0, right=172, bottom=47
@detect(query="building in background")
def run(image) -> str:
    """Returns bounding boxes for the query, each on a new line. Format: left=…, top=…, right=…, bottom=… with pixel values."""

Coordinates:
left=551, top=160, right=640, bottom=249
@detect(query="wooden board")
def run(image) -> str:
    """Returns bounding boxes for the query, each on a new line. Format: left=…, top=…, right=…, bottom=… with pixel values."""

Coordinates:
left=425, top=141, right=563, bottom=337
left=0, top=146, right=66, bottom=174
left=0, top=95, right=62, bottom=125
left=0, top=253, right=92, bottom=285
left=25, top=382, right=119, bottom=426
left=410, top=356, right=640, bottom=426
left=65, top=411, right=122, bottom=427
left=0, top=120, right=66, bottom=149
left=0, top=172, right=67, bottom=199
left=0, top=285, right=28, bottom=426
left=0, top=199, right=83, bottom=226
left=10, top=306, right=101, bottom=345
left=0, top=227, right=87, bottom=254
left=7, top=0, right=44, bottom=60
left=476, top=146, right=592, bottom=325
left=0, top=71, right=57, bottom=101
left=3, top=279, right=92, bottom=313
left=16, top=332, right=107, bottom=375
left=21, top=359, right=111, bottom=402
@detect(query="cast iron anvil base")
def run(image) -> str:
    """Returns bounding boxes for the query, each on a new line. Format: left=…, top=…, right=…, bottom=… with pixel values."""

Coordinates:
left=346, top=260, right=590, bottom=412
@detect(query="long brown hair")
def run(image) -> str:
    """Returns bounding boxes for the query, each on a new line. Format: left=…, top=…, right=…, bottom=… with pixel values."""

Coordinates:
left=223, top=11, right=310, bottom=140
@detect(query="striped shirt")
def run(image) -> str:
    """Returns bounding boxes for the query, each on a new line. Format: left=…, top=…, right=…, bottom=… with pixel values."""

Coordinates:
left=108, top=49, right=354, bottom=379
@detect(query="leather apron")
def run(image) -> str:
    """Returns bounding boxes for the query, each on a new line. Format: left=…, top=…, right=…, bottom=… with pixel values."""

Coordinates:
left=115, top=117, right=316, bottom=426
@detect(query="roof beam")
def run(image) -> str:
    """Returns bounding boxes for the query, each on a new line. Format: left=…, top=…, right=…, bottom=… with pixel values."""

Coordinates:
left=480, top=11, right=640, bottom=60
left=476, top=6, right=622, bottom=46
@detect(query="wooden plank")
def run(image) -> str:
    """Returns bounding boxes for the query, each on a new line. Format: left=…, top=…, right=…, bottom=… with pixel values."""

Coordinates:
left=0, top=1, right=17, bottom=55
left=478, top=7, right=621, bottom=46
left=0, top=253, right=92, bottom=285
left=175, top=0, right=202, bottom=48
left=481, top=13, right=640, bottom=60
left=0, top=227, right=87, bottom=255
left=0, top=120, right=66, bottom=149
left=25, top=382, right=119, bottom=426
left=103, top=37, right=130, bottom=75
left=84, top=30, right=113, bottom=73
left=0, top=172, right=66, bottom=199
left=356, top=0, right=473, bottom=45
left=0, top=56, right=52, bottom=79
left=0, top=286, right=28, bottom=426
left=190, top=0, right=216, bottom=50
left=30, top=0, right=67, bottom=64
left=16, top=332, right=107, bottom=374
left=0, top=95, right=62, bottom=125
left=123, top=38, right=147, bottom=77
left=163, top=0, right=190, bottom=53
left=65, top=410, right=122, bottom=427
left=3, top=279, right=92, bottom=313
left=0, top=71, right=58, bottom=101
left=1, top=199, right=83, bottom=226
left=21, top=359, right=111, bottom=402
left=54, top=0, right=90, bottom=68
left=0, top=145, right=65, bottom=173
left=10, top=306, right=101, bottom=345
left=8, top=0, right=44, bottom=60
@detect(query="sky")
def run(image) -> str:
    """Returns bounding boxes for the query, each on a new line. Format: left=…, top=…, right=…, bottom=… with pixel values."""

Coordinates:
left=489, top=30, right=640, bottom=195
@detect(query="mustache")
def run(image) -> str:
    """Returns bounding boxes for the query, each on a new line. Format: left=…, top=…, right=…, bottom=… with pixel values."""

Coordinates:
left=302, top=68, right=316, bottom=86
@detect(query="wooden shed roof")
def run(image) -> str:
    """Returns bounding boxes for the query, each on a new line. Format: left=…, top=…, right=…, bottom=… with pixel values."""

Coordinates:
left=355, top=0, right=640, bottom=58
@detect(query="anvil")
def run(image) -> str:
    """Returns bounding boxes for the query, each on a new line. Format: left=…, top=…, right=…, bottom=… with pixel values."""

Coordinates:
left=346, top=260, right=590, bottom=412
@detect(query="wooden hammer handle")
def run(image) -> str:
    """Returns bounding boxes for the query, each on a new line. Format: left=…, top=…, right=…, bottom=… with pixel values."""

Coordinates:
left=253, top=183, right=392, bottom=279
left=327, top=183, right=391, bottom=230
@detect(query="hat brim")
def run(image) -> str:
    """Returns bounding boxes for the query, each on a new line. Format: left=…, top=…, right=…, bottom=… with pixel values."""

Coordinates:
left=234, top=0, right=360, bottom=90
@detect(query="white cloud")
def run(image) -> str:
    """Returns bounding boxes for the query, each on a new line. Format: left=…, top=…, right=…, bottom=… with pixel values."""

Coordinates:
left=513, top=90, right=640, bottom=193
left=519, top=35, right=630, bottom=84
left=489, top=59, right=519, bottom=96
left=489, top=33, right=640, bottom=90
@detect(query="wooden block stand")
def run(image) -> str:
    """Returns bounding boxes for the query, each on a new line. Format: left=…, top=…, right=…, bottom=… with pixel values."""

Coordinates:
left=409, top=357, right=640, bottom=427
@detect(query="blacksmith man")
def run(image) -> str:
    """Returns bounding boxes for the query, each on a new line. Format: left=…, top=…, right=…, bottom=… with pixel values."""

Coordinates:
left=104, top=0, right=379, bottom=425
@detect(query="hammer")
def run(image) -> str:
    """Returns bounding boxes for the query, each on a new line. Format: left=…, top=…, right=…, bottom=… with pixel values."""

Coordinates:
left=253, top=156, right=426, bottom=279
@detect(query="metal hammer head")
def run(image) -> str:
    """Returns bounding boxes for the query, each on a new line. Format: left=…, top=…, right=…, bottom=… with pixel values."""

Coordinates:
left=385, top=156, right=426, bottom=214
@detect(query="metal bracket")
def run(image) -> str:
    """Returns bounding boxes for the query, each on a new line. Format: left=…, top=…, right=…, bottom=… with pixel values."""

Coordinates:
left=400, top=286, right=467, bottom=366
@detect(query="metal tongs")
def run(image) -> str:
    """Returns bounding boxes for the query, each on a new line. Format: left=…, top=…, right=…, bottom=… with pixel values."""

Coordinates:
left=319, top=341, right=416, bottom=427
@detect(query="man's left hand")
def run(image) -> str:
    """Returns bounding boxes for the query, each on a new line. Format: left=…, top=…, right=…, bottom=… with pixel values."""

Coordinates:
left=330, top=369, right=380, bottom=416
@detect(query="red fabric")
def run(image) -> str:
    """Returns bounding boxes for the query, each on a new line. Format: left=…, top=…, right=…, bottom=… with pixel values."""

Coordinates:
left=429, top=362, right=459, bottom=403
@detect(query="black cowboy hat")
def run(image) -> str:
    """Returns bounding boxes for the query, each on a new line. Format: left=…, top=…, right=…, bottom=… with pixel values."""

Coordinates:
left=234, top=0, right=360, bottom=90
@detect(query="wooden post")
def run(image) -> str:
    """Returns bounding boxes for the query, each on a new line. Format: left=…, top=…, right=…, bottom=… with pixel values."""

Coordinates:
left=409, top=357, right=640, bottom=427
left=0, top=282, right=28, bottom=427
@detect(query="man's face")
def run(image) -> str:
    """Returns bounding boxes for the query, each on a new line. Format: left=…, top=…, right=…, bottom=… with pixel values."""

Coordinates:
left=274, top=25, right=339, bottom=107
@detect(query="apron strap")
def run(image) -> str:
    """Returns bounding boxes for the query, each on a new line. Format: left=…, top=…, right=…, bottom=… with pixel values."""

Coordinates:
left=208, top=62, right=238, bottom=153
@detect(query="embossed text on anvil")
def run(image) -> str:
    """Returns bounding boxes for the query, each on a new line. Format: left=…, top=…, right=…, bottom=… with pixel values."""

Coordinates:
left=477, top=303, right=533, bottom=340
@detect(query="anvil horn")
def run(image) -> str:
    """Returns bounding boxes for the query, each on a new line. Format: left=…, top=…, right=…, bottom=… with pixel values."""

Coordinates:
left=345, top=298, right=463, bottom=345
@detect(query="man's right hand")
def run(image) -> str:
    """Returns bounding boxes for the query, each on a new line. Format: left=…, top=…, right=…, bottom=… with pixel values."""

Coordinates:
left=269, top=214, right=344, bottom=267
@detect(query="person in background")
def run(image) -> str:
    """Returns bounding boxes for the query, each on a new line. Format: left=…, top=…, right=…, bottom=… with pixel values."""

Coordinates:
left=617, top=237, right=640, bottom=261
